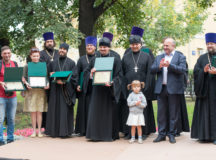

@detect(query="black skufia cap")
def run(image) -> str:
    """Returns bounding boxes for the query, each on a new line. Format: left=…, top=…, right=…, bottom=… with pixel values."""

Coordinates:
left=129, top=35, right=142, bottom=44
left=59, top=43, right=69, bottom=51
left=99, top=37, right=111, bottom=47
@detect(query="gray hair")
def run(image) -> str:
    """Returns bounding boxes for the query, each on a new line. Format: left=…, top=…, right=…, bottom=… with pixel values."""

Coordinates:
left=163, top=37, right=176, bottom=46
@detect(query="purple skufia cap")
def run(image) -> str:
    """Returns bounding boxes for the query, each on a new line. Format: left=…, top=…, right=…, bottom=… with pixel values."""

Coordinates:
left=43, top=32, right=54, bottom=41
left=85, top=36, right=97, bottom=47
left=131, top=26, right=144, bottom=37
left=103, top=32, right=113, bottom=42
left=205, top=33, right=216, bottom=43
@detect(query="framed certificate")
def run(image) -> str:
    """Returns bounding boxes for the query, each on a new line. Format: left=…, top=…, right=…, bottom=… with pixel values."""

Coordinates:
left=92, top=57, right=114, bottom=85
left=93, top=71, right=112, bottom=85
left=51, top=71, right=73, bottom=83
left=4, top=67, right=25, bottom=91
left=5, top=82, right=25, bottom=91
left=29, top=77, right=47, bottom=88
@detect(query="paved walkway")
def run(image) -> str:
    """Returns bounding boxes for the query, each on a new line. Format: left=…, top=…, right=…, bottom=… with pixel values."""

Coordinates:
left=0, top=133, right=215, bottom=160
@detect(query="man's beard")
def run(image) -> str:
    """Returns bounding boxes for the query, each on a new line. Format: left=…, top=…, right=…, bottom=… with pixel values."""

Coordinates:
left=45, top=45, right=54, bottom=51
left=208, top=48, right=216, bottom=54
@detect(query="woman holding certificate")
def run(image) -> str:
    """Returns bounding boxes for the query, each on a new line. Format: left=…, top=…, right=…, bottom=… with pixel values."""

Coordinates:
left=22, top=47, right=49, bottom=138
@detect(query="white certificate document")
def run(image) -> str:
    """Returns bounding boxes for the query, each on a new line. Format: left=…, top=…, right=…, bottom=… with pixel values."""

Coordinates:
left=93, top=71, right=111, bottom=84
left=29, top=77, right=46, bottom=87
left=5, top=82, right=24, bottom=90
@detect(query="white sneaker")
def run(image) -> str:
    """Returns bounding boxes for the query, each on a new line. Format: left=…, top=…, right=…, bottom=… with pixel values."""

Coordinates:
left=138, top=138, right=143, bottom=144
left=38, top=132, right=43, bottom=138
left=30, top=132, right=36, bottom=138
left=129, top=138, right=135, bottom=144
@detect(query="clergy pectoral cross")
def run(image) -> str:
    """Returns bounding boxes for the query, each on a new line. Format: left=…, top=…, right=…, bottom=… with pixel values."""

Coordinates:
left=134, top=66, right=138, bottom=72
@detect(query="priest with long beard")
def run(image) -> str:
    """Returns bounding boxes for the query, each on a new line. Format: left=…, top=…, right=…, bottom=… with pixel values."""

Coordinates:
left=121, top=26, right=156, bottom=140
left=191, top=33, right=216, bottom=145
left=45, top=43, right=78, bottom=138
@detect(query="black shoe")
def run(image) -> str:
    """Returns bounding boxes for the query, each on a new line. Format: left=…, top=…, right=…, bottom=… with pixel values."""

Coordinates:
left=153, top=135, right=166, bottom=143
left=175, top=133, right=180, bottom=137
left=124, top=134, right=131, bottom=140
left=213, top=140, right=216, bottom=145
left=168, top=135, right=176, bottom=144
left=7, top=140, right=14, bottom=144
left=0, top=141, right=5, bottom=146
left=142, top=135, right=148, bottom=140
left=77, top=133, right=85, bottom=137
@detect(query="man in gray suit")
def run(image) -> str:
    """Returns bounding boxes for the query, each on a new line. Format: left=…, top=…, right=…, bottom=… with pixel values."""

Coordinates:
left=151, top=37, right=186, bottom=143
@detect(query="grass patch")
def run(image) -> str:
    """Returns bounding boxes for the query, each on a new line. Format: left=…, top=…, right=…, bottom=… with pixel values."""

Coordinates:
left=12, top=97, right=195, bottom=130
left=152, top=99, right=195, bottom=128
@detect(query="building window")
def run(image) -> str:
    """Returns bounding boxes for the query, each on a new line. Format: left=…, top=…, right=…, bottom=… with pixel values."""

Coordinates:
left=197, top=48, right=204, bottom=55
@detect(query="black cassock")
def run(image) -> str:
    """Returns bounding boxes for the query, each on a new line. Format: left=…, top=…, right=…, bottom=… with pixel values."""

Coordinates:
left=83, top=52, right=122, bottom=141
left=191, top=53, right=216, bottom=141
left=177, top=59, right=190, bottom=135
left=75, top=54, right=95, bottom=136
left=40, top=49, right=59, bottom=66
left=124, top=46, right=155, bottom=62
left=45, top=56, right=78, bottom=137
left=121, top=50, right=156, bottom=136
left=39, top=49, right=59, bottom=128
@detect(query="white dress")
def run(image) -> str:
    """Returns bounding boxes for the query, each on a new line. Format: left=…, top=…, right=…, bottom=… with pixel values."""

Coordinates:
left=126, top=92, right=147, bottom=126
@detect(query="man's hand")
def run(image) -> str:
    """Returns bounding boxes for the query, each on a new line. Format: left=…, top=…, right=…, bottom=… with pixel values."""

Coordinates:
left=50, top=72, right=55, bottom=76
left=204, top=64, right=210, bottom=73
left=163, top=61, right=170, bottom=67
left=77, top=85, right=81, bottom=92
left=159, top=58, right=165, bottom=69
left=136, top=101, right=141, bottom=106
left=57, top=80, right=64, bottom=85
left=209, top=67, right=216, bottom=74
left=0, top=81, right=6, bottom=89
left=105, top=82, right=111, bottom=87
left=90, top=68, right=96, bottom=78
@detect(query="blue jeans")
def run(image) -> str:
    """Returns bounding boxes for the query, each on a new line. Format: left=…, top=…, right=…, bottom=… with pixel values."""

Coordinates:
left=0, top=97, right=17, bottom=142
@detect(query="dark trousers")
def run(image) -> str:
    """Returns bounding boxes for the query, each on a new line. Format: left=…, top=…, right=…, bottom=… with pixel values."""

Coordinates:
left=157, top=85, right=180, bottom=136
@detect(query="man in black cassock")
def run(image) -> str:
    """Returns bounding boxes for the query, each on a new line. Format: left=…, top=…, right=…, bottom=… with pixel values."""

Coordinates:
left=123, top=26, right=154, bottom=62
left=45, top=43, right=77, bottom=137
left=75, top=36, right=97, bottom=136
left=191, top=33, right=216, bottom=144
left=102, top=32, right=121, bottom=60
left=39, top=32, right=59, bottom=129
left=83, top=37, right=122, bottom=141
left=121, top=26, right=156, bottom=139
left=176, top=62, right=190, bottom=136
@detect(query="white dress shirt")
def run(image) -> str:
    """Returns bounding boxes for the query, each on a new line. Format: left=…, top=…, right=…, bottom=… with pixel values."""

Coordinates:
left=162, top=50, right=175, bottom=84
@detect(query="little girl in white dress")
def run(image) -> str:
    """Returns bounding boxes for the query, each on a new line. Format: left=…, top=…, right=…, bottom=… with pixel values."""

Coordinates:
left=126, top=80, right=147, bottom=144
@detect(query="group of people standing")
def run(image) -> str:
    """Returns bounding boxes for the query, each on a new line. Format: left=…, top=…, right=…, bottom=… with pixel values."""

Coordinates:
left=0, top=27, right=216, bottom=146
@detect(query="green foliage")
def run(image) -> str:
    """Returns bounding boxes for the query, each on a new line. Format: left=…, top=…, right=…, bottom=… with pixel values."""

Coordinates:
left=98, top=0, right=207, bottom=54
left=0, top=0, right=209, bottom=56
left=192, top=0, right=216, bottom=8
left=0, top=0, right=83, bottom=57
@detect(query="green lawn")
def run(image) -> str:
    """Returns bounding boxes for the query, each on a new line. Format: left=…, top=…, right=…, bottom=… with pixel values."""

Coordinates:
left=14, top=97, right=195, bottom=130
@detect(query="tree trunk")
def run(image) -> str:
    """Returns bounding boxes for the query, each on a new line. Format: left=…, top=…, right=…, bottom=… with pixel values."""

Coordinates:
left=0, top=38, right=10, bottom=60
left=78, top=0, right=96, bottom=57
left=78, top=0, right=117, bottom=57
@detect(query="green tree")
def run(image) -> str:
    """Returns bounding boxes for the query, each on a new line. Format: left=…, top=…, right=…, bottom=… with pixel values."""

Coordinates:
left=193, top=0, right=216, bottom=8
left=0, top=0, right=208, bottom=57
left=96, top=0, right=208, bottom=53
left=0, top=0, right=82, bottom=56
